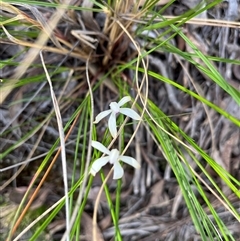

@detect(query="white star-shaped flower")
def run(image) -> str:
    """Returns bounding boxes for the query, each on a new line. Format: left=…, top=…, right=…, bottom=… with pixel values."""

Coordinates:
left=93, top=96, right=141, bottom=138
left=90, top=141, right=140, bottom=179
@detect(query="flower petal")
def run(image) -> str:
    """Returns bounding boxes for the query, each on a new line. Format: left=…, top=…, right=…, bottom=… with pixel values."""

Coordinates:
left=109, top=149, right=120, bottom=164
left=92, top=141, right=110, bottom=154
left=90, top=156, right=109, bottom=176
left=108, top=112, right=117, bottom=138
left=93, top=110, right=112, bottom=124
left=113, top=161, right=124, bottom=179
left=119, top=155, right=140, bottom=169
left=119, top=108, right=141, bottom=120
left=109, top=102, right=120, bottom=113
left=117, top=96, right=131, bottom=107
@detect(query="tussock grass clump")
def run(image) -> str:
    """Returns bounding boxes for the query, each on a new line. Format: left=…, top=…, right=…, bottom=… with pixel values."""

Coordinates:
left=0, top=0, right=240, bottom=240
